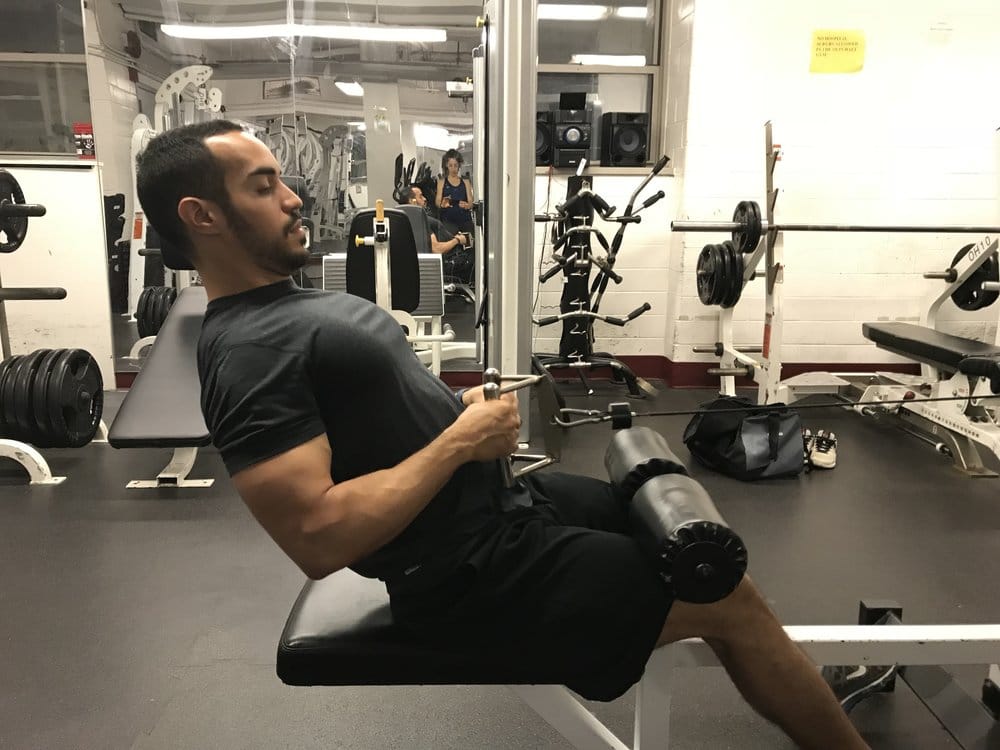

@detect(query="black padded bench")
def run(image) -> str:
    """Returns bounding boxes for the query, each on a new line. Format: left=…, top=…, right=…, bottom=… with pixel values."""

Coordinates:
left=863, top=322, right=1000, bottom=377
left=277, top=573, right=1000, bottom=750
left=109, top=286, right=214, bottom=488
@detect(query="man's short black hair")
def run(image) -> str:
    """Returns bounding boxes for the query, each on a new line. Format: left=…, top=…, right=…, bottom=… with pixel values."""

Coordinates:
left=136, top=120, right=244, bottom=256
left=398, top=185, right=417, bottom=204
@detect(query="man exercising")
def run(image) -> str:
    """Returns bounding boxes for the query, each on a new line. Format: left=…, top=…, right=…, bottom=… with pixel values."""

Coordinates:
left=398, top=184, right=468, bottom=255
left=136, top=121, right=885, bottom=750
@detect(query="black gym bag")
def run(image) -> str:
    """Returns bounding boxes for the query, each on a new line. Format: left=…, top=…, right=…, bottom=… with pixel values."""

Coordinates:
left=682, top=396, right=804, bottom=481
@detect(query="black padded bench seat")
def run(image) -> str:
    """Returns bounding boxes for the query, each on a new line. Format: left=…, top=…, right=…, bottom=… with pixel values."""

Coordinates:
left=278, top=571, right=570, bottom=687
left=109, top=286, right=211, bottom=448
left=863, top=322, right=1000, bottom=374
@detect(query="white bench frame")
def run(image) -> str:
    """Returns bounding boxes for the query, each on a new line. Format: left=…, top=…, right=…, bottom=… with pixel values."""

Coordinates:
left=511, top=624, right=1000, bottom=750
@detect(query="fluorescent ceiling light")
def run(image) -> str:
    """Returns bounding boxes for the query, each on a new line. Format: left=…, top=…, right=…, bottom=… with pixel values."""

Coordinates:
left=537, top=4, right=607, bottom=21
left=570, top=54, right=647, bottom=66
left=160, top=22, right=447, bottom=43
left=414, top=123, right=465, bottom=151
left=335, top=81, right=365, bottom=97
left=348, top=121, right=366, bottom=131
left=616, top=6, right=649, bottom=18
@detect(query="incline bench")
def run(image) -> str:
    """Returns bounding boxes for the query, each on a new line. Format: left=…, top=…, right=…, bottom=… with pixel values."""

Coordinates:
left=108, top=285, right=214, bottom=488
left=863, top=322, right=1000, bottom=380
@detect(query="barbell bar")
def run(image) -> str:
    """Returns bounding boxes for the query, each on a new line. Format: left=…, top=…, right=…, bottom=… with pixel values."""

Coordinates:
left=672, top=220, right=1000, bottom=234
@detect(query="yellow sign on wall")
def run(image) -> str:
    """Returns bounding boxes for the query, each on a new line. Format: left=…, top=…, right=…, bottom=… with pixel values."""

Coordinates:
left=810, top=30, right=866, bottom=73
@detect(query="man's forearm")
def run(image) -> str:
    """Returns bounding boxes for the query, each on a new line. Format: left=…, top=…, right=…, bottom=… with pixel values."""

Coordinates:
left=306, top=426, right=474, bottom=576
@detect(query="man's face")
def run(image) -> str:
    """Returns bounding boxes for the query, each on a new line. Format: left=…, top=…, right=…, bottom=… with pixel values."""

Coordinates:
left=408, top=187, right=427, bottom=208
left=204, top=131, right=309, bottom=275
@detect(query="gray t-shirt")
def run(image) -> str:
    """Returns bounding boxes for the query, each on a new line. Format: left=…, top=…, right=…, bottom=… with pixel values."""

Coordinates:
left=197, top=279, right=499, bottom=581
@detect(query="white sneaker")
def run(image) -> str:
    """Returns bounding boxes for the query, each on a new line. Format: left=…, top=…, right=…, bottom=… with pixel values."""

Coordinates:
left=810, top=430, right=838, bottom=469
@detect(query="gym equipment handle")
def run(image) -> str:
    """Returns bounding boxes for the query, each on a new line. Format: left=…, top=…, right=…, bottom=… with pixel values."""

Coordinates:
left=139, top=248, right=162, bottom=257
left=673, top=219, right=1000, bottom=234
left=651, top=155, right=670, bottom=175
left=641, top=191, right=665, bottom=210
left=539, top=263, right=564, bottom=284
left=923, top=270, right=958, bottom=282
left=535, top=314, right=559, bottom=327
left=0, top=203, right=46, bottom=218
left=0, top=287, right=67, bottom=301
left=483, top=368, right=516, bottom=489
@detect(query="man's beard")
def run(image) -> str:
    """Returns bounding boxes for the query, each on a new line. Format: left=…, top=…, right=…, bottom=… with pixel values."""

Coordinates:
left=224, top=203, right=308, bottom=275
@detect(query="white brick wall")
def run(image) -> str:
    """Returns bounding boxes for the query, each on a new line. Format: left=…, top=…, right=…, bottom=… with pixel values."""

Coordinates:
left=670, top=0, right=1000, bottom=365
left=531, top=173, right=674, bottom=356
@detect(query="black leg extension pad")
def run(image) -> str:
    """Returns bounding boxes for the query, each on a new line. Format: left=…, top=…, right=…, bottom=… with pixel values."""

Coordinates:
left=604, top=426, right=748, bottom=604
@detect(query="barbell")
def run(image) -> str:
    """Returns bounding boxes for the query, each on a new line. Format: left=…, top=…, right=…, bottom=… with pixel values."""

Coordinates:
left=673, top=199, right=1000, bottom=254
left=0, top=169, right=46, bottom=253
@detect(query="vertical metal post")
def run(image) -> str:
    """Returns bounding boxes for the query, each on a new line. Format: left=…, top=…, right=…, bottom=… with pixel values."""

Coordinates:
left=759, top=121, right=784, bottom=404
left=472, top=43, right=487, bottom=364
left=0, top=269, right=11, bottom=359
left=484, top=0, right=536, bottom=440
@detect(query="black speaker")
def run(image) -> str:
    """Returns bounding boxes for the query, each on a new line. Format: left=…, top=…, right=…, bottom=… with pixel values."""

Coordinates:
left=600, top=112, right=649, bottom=166
left=536, top=111, right=553, bottom=167
left=553, top=118, right=592, bottom=168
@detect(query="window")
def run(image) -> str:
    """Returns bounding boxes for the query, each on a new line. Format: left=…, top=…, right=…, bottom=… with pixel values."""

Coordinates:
left=537, top=1, right=663, bottom=168
left=0, top=0, right=85, bottom=54
left=0, top=63, right=91, bottom=154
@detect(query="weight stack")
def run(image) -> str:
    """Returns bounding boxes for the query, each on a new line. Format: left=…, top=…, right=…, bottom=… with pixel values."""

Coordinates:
left=0, top=349, right=104, bottom=448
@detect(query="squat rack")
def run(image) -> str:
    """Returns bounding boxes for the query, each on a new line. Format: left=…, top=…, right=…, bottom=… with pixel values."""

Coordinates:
left=671, top=121, right=1000, bottom=405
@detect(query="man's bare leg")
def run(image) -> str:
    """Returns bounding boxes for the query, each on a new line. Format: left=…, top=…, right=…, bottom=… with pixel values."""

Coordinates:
left=658, top=576, right=869, bottom=750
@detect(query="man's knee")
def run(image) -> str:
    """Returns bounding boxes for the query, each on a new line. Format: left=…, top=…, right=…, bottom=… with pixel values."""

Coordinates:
left=656, top=575, right=776, bottom=647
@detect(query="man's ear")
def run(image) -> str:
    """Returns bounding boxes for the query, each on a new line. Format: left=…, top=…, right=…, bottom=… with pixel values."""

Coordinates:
left=177, top=197, right=224, bottom=238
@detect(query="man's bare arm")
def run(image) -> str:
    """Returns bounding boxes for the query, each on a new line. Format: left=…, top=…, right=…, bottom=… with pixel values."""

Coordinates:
left=232, top=397, right=518, bottom=579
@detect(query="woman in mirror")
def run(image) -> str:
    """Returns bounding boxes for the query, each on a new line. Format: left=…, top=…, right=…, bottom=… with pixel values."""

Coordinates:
left=435, top=149, right=474, bottom=239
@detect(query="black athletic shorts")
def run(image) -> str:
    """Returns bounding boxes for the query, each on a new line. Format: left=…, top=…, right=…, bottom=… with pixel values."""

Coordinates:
left=388, top=471, right=674, bottom=702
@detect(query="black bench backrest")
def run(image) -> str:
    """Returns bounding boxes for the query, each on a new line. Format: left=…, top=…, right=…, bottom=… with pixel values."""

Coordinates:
left=346, top=208, right=420, bottom=312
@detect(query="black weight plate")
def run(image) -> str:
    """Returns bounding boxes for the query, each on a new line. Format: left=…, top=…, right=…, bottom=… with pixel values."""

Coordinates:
left=154, top=287, right=170, bottom=334
left=138, top=287, right=154, bottom=338
left=162, top=287, right=177, bottom=327
left=977, top=253, right=1000, bottom=309
left=47, top=349, right=103, bottom=448
left=1, top=355, right=26, bottom=439
left=723, top=242, right=745, bottom=308
left=697, top=244, right=721, bottom=305
left=0, top=356, right=19, bottom=437
left=698, top=245, right=726, bottom=305
left=0, top=168, right=28, bottom=253
left=950, top=245, right=998, bottom=311
left=13, top=349, right=48, bottom=443
left=733, top=200, right=762, bottom=254
left=719, top=240, right=742, bottom=307
left=148, top=288, right=164, bottom=337
left=31, top=348, right=62, bottom=447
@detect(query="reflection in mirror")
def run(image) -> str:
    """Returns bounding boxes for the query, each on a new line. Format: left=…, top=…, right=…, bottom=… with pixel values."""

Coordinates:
left=83, top=0, right=481, bottom=374
left=289, top=1, right=481, bottom=364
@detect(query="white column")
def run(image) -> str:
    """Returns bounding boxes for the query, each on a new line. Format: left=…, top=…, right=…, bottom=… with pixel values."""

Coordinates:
left=362, top=82, right=403, bottom=205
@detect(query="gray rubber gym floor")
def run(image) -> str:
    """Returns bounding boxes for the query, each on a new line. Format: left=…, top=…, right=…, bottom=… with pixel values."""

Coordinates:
left=3, top=380, right=999, bottom=749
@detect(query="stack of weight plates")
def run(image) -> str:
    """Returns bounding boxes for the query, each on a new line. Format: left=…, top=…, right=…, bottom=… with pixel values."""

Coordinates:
left=0, top=348, right=104, bottom=448
left=136, top=286, right=177, bottom=338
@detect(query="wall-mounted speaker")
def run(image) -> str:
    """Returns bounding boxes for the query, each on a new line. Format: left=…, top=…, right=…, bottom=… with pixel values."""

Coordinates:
left=536, top=111, right=554, bottom=167
left=600, top=112, right=649, bottom=166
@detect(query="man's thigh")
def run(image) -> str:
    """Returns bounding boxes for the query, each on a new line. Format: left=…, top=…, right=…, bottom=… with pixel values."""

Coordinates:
left=523, top=471, right=630, bottom=534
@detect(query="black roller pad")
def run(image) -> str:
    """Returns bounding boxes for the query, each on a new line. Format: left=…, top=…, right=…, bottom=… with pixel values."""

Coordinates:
left=630, top=474, right=748, bottom=604
left=604, top=425, right=688, bottom=499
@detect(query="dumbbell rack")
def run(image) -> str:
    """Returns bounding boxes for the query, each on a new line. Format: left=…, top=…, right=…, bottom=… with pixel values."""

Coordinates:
left=0, top=171, right=107, bottom=484
left=533, top=162, right=667, bottom=399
